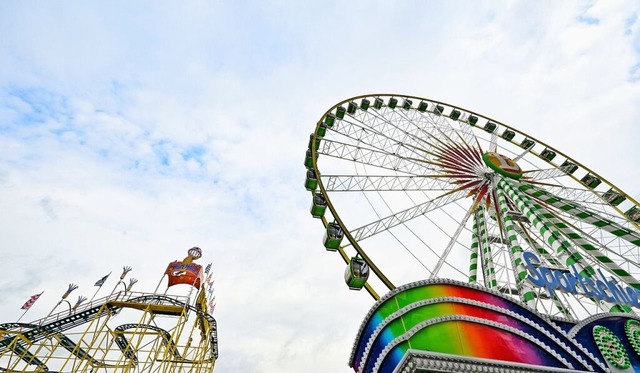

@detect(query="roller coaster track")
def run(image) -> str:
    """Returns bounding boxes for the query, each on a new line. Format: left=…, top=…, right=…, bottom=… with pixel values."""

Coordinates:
left=0, top=293, right=218, bottom=372
left=113, top=323, right=181, bottom=363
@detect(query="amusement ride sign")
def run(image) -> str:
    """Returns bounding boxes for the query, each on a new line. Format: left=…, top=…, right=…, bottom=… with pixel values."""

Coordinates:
left=523, top=251, right=640, bottom=308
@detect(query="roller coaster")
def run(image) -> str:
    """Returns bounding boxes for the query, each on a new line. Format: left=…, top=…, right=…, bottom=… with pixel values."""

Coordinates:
left=0, top=249, right=218, bottom=373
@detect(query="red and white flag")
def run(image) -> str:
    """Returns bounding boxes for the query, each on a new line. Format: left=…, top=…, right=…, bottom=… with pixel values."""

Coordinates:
left=21, top=292, right=44, bottom=310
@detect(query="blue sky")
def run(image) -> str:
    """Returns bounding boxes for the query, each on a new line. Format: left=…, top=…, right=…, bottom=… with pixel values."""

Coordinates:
left=1, top=1, right=640, bottom=372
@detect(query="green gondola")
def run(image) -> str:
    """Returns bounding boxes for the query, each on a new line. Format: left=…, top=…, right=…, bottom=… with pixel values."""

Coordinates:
left=304, top=149, right=315, bottom=169
left=502, top=129, right=515, bottom=141
left=347, top=101, right=357, bottom=115
left=316, top=123, right=327, bottom=138
left=388, top=97, right=398, bottom=109
left=434, top=105, right=444, bottom=116
left=308, top=134, right=320, bottom=150
left=484, top=122, right=497, bottom=133
left=449, top=109, right=461, bottom=120
left=305, top=169, right=318, bottom=191
left=540, top=148, right=556, bottom=161
left=344, top=256, right=369, bottom=290
left=323, top=222, right=344, bottom=251
left=561, top=160, right=578, bottom=174
left=310, top=192, right=327, bottom=218
left=625, top=206, right=640, bottom=222
left=336, top=106, right=346, bottom=119
left=604, top=188, right=626, bottom=206
left=418, top=100, right=428, bottom=112
left=581, top=173, right=601, bottom=188
left=521, top=138, right=535, bottom=149
left=360, top=98, right=370, bottom=110
left=468, top=115, right=478, bottom=126
left=373, top=97, right=383, bottom=109
left=402, top=99, right=412, bottom=110
left=324, top=113, right=336, bottom=127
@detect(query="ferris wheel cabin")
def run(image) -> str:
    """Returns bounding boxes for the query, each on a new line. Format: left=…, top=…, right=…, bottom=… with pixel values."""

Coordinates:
left=344, top=257, right=369, bottom=290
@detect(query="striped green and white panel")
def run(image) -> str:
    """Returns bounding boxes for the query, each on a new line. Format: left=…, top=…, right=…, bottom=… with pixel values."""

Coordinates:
left=495, top=183, right=537, bottom=306
left=500, top=179, right=593, bottom=276
left=529, top=237, right=561, bottom=267
left=519, top=184, right=640, bottom=247
left=501, top=179, right=630, bottom=313
left=476, top=205, right=497, bottom=288
left=469, top=210, right=480, bottom=284
left=543, top=207, right=640, bottom=291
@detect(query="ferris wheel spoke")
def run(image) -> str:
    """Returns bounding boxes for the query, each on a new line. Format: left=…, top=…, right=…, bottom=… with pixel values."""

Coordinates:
left=489, top=131, right=498, bottom=152
left=348, top=105, right=425, bottom=143
left=349, top=189, right=468, bottom=242
left=331, top=117, right=434, bottom=164
left=363, top=105, right=447, bottom=147
left=318, top=138, right=438, bottom=175
left=396, top=109, right=484, bottom=169
left=523, top=167, right=570, bottom=181
left=321, top=175, right=459, bottom=192
left=545, top=208, right=640, bottom=287
left=410, top=136, right=483, bottom=176
left=365, top=106, right=488, bottom=180
left=430, top=204, right=475, bottom=279
left=524, top=180, right=609, bottom=207
left=365, top=107, right=480, bottom=168
left=454, top=117, right=484, bottom=151
left=334, top=108, right=462, bottom=167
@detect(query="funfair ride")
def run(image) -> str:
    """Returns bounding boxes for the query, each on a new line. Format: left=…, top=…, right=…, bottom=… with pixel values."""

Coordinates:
left=0, top=247, right=218, bottom=373
left=305, top=94, right=640, bottom=372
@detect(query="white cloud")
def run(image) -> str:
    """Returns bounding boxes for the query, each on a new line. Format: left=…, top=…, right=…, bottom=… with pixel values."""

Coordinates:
left=1, top=1, right=640, bottom=372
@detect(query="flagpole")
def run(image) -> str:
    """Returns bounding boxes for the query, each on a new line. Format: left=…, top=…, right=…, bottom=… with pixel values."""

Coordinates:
left=153, top=273, right=166, bottom=294
left=89, top=287, right=101, bottom=303
left=15, top=291, right=43, bottom=323
left=70, top=296, right=88, bottom=315
left=125, top=278, right=138, bottom=294
left=109, top=266, right=132, bottom=300
left=47, top=284, right=78, bottom=317
left=90, top=272, right=112, bottom=302
left=15, top=309, right=30, bottom=323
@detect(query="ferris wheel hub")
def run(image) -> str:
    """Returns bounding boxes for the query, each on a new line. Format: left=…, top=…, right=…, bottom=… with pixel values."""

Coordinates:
left=481, top=152, right=523, bottom=179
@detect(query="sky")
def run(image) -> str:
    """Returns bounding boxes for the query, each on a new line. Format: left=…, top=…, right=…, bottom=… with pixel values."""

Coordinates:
left=1, top=1, right=640, bottom=372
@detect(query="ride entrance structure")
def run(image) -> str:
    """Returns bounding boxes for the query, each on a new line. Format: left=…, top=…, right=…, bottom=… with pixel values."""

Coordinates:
left=0, top=247, right=218, bottom=372
left=305, top=94, right=640, bottom=372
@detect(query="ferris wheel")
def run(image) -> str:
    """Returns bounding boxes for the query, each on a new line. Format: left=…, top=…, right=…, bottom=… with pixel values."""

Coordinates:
left=305, top=94, right=640, bottom=320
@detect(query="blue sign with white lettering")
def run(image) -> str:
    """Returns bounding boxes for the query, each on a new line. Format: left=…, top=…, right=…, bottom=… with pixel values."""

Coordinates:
left=523, top=252, right=640, bottom=308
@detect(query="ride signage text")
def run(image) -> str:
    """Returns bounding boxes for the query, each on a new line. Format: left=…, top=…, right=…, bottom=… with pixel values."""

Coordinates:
left=523, top=252, right=640, bottom=308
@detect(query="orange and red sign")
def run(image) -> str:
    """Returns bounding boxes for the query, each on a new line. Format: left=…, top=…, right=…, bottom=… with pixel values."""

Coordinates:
left=165, top=261, right=204, bottom=289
